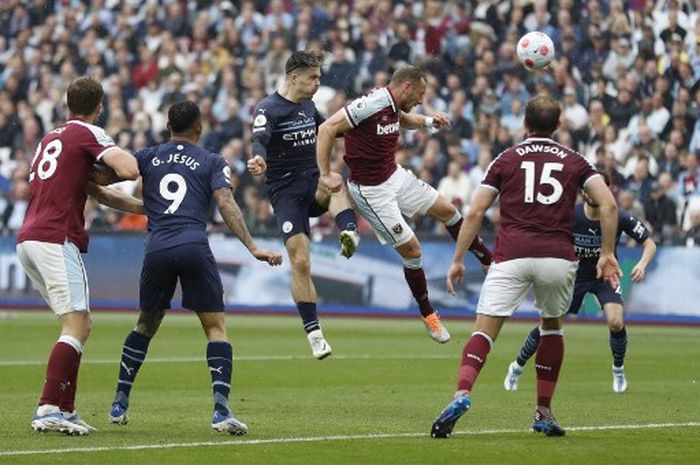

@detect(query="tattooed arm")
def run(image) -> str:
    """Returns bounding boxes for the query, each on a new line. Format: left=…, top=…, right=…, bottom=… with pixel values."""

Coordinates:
left=212, top=188, right=282, bottom=266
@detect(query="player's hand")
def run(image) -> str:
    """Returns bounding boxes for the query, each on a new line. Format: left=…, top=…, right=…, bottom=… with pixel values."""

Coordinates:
left=320, top=172, right=343, bottom=193
left=252, top=248, right=283, bottom=266
left=446, top=261, right=465, bottom=296
left=431, top=112, right=451, bottom=129
left=630, top=263, right=646, bottom=282
left=247, top=155, right=267, bottom=176
left=596, top=253, right=622, bottom=289
left=89, top=162, right=121, bottom=185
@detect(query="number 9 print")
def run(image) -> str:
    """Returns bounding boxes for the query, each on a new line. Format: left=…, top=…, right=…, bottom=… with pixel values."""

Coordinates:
left=160, top=173, right=187, bottom=214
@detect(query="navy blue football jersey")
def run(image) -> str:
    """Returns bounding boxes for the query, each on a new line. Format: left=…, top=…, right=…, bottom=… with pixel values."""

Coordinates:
left=250, top=92, right=324, bottom=182
left=136, top=140, right=230, bottom=253
left=572, top=203, right=650, bottom=282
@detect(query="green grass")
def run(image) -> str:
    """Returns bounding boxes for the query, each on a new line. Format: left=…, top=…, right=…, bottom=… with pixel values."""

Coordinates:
left=0, top=311, right=698, bottom=465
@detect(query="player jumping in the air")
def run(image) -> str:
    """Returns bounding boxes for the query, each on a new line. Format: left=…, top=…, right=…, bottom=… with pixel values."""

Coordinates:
left=248, top=51, right=360, bottom=359
left=316, top=65, right=492, bottom=343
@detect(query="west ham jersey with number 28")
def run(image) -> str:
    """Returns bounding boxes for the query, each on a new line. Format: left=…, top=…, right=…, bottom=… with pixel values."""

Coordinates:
left=17, top=119, right=117, bottom=252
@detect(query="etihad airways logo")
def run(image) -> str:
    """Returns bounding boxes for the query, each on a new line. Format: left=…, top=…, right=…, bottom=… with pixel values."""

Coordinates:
left=376, top=121, right=399, bottom=135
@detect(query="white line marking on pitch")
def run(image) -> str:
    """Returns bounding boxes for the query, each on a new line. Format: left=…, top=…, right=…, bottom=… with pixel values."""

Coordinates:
left=0, top=354, right=454, bottom=367
left=1, top=422, right=698, bottom=456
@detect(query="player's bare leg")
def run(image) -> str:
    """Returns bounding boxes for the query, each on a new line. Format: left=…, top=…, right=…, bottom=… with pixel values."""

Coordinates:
left=532, top=316, right=566, bottom=436
left=425, top=195, right=492, bottom=268
left=316, top=173, right=359, bottom=258
left=432, top=315, right=506, bottom=438
left=604, top=302, right=628, bottom=393
left=198, top=312, right=247, bottom=435
left=109, top=310, right=164, bottom=425
left=286, top=233, right=331, bottom=359
left=396, top=236, right=450, bottom=343
left=33, top=311, right=93, bottom=435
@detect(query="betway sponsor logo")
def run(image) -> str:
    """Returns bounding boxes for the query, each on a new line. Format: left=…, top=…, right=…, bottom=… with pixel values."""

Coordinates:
left=535, top=363, right=552, bottom=371
left=376, top=121, right=400, bottom=135
left=516, top=144, right=568, bottom=158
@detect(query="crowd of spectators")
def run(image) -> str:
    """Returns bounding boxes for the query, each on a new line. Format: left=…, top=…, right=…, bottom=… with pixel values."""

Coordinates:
left=2, top=0, right=700, bottom=246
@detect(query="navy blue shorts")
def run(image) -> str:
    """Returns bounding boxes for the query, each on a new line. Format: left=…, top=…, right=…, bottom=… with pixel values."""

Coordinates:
left=566, top=279, right=623, bottom=314
left=140, top=242, right=224, bottom=312
left=268, top=170, right=327, bottom=242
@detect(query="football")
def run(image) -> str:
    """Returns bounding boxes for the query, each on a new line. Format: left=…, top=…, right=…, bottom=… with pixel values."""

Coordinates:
left=517, top=31, right=555, bottom=70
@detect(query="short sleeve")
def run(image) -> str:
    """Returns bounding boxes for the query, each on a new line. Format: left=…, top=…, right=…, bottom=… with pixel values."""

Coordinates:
left=133, top=147, right=150, bottom=174
left=481, top=154, right=505, bottom=193
left=210, top=156, right=231, bottom=192
left=79, top=124, right=116, bottom=160
left=344, top=88, right=394, bottom=128
left=577, top=155, right=599, bottom=188
left=620, top=210, right=650, bottom=244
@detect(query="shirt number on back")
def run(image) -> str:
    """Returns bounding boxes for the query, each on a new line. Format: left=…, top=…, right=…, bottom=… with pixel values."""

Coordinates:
left=29, top=140, right=63, bottom=182
left=521, top=161, right=564, bottom=204
left=159, top=173, right=187, bottom=214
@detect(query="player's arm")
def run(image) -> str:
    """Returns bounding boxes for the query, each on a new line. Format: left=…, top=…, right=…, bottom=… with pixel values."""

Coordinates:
left=399, top=111, right=450, bottom=130
left=248, top=108, right=273, bottom=176
left=85, top=181, right=145, bottom=214
left=446, top=186, right=498, bottom=295
left=584, top=175, right=622, bottom=287
left=100, top=148, right=140, bottom=180
left=317, top=109, right=353, bottom=193
left=212, top=187, right=282, bottom=266
left=630, top=237, right=656, bottom=282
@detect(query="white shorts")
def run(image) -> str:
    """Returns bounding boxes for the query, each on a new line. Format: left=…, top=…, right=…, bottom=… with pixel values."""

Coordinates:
left=348, top=165, right=439, bottom=246
left=16, top=240, right=90, bottom=315
left=477, top=257, right=578, bottom=318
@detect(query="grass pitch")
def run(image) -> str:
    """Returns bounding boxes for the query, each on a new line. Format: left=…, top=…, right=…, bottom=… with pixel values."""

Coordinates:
left=0, top=311, right=698, bottom=465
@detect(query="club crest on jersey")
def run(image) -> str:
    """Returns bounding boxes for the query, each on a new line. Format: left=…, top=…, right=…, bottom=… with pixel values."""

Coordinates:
left=392, top=223, right=403, bottom=235
left=377, top=121, right=399, bottom=135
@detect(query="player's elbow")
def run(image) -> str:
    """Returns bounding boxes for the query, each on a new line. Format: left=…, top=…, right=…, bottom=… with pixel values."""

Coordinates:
left=464, top=205, right=486, bottom=223
left=113, top=161, right=139, bottom=180
left=105, top=150, right=140, bottom=180
left=598, top=194, right=618, bottom=217
left=645, top=237, right=657, bottom=255
left=318, top=122, right=335, bottom=140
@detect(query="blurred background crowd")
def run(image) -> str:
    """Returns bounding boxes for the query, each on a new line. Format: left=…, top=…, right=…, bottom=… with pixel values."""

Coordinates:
left=2, top=0, right=700, bottom=246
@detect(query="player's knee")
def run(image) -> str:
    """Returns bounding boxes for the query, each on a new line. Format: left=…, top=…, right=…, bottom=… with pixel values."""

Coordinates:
left=135, top=311, right=164, bottom=337
left=61, top=311, right=91, bottom=343
left=291, top=253, right=311, bottom=276
left=203, top=325, right=227, bottom=342
left=398, top=241, right=422, bottom=260
left=608, top=317, right=624, bottom=332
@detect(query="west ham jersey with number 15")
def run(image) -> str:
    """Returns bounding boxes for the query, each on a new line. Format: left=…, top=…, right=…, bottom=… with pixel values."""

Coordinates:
left=482, top=137, right=599, bottom=263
